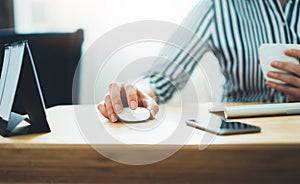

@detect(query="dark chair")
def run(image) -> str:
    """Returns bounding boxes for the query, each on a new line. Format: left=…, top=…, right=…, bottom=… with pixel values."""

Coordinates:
left=0, top=29, right=84, bottom=114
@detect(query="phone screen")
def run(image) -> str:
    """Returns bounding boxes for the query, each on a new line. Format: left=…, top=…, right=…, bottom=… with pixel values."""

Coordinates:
left=186, top=118, right=261, bottom=135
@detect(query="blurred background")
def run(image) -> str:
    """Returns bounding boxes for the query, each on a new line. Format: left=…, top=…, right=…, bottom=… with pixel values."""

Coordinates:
left=1, top=0, right=223, bottom=108
left=13, top=0, right=199, bottom=50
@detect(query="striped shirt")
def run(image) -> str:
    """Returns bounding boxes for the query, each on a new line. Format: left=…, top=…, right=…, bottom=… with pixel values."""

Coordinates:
left=146, top=0, right=300, bottom=103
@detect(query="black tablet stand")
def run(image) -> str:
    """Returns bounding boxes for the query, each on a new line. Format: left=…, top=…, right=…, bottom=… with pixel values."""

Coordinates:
left=0, top=40, right=50, bottom=137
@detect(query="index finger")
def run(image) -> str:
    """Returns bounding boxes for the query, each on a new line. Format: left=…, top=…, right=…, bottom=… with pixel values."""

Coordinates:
left=271, top=61, right=300, bottom=77
left=109, top=82, right=124, bottom=114
left=124, top=84, right=138, bottom=110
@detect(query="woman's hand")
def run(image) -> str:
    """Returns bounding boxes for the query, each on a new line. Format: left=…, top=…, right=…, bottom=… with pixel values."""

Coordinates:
left=97, top=82, right=159, bottom=122
left=266, top=49, right=300, bottom=102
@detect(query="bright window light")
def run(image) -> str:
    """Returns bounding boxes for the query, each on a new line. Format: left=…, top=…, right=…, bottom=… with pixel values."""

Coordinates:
left=13, top=0, right=199, bottom=50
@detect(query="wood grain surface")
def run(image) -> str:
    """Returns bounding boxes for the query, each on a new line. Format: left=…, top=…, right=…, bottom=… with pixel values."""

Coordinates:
left=0, top=104, right=300, bottom=183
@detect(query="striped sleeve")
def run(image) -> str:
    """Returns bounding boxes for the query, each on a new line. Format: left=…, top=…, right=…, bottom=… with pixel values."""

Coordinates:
left=145, top=0, right=215, bottom=103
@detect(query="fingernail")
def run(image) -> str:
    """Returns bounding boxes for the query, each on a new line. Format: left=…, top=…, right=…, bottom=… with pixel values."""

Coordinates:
left=268, top=72, right=277, bottom=78
left=110, top=114, right=117, bottom=122
left=131, top=101, right=137, bottom=109
left=285, top=49, right=292, bottom=54
left=151, top=110, right=156, bottom=117
left=271, top=61, right=279, bottom=66
left=115, top=104, right=122, bottom=114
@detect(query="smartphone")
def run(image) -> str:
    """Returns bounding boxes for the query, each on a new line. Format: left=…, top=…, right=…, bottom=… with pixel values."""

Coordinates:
left=186, top=118, right=261, bottom=135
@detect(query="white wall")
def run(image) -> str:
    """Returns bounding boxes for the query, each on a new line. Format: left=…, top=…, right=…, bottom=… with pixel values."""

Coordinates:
left=13, top=0, right=223, bottom=104
left=14, top=0, right=199, bottom=50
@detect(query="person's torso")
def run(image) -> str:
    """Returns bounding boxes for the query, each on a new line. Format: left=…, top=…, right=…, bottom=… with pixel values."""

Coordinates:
left=211, top=0, right=300, bottom=102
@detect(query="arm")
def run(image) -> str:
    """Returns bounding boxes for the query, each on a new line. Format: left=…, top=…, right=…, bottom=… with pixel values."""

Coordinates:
left=145, top=0, right=215, bottom=103
left=98, top=0, right=215, bottom=122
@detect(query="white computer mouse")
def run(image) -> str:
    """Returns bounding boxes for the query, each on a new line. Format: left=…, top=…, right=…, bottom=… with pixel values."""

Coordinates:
left=118, top=107, right=150, bottom=123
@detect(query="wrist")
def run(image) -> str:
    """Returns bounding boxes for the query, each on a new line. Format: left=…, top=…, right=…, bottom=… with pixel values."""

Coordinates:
left=135, top=78, right=157, bottom=102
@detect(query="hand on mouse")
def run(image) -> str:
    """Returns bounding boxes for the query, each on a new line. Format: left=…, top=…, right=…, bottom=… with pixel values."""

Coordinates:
left=266, top=49, right=300, bottom=102
left=97, top=82, right=159, bottom=122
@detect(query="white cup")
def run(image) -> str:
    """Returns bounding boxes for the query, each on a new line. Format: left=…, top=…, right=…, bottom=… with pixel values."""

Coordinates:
left=259, top=44, right=300, bottom=84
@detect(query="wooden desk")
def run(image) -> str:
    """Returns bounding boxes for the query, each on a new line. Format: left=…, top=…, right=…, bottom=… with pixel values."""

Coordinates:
left=1, top=103, right=300, bottom=183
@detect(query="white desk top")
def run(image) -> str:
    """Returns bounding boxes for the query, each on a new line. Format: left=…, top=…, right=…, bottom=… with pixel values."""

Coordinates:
left=1, top=103, right=300, bottom=146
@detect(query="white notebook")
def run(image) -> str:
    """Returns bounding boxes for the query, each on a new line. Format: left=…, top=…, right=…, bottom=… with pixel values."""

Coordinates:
left=209, top=103, right=300, bottom=119
left=0, top=43, right=25, bottom=121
